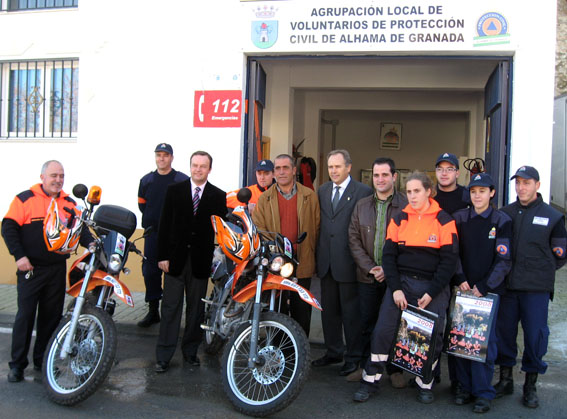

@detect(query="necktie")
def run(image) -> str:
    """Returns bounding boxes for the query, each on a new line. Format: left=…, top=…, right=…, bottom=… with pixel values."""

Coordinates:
left=332, top=185, right=340, bottom=213
left=193, top=186, right=201, bottom=215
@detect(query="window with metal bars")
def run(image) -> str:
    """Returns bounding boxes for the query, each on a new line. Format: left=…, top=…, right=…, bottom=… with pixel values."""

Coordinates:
left=2, top=0, right=78, bottom=11
left=0, top=59, right=78, bottom=139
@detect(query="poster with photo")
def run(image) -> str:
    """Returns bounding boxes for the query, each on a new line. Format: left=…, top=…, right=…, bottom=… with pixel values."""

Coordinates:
left=389, top=304, right=440, bottom=381
left=445, top=289, right=499, bottom=363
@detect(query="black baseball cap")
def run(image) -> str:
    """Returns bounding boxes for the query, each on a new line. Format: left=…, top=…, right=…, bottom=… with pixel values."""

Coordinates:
left=255, top=159, right=274, bottom=172
left=510, top=166, right=539, bottom=181
left=435, top=152, right=459, bottom=169
left=469, top=172, right=495, bottom=189
left=154, top=143, right=173, bottom=154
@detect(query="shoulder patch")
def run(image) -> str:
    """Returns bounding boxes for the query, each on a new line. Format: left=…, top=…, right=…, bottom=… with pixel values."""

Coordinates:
left=16, top=190, right=34, bottom=203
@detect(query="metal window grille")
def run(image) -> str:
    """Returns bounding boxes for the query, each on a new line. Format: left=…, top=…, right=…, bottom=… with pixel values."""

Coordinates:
left=0, top=59, right=79, bottom=139
left=2, top=0, right=78, bottom=11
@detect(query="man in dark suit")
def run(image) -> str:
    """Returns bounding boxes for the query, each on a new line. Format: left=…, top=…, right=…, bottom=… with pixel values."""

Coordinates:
left=313, top=149, right=373, bottom=376
left=154, top=150, right=227, bottom=372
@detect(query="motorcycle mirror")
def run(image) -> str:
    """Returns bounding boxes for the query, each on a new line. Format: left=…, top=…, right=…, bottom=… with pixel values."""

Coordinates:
left=297, top=232, right=307, bottom=244
left=72, top=184, right=88, bottom=200
left=237, top=187, right=252, bottom=205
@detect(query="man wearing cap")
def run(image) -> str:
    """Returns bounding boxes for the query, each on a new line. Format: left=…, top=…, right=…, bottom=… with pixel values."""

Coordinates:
left=451, top=173, right=512, bottom=413
left=434, top=152, right=471, bottom=215
left=137, top=143, right=188, bottom=327
left=433, top=152, right=470, bottom=390
left=494, top=166, right=567, bottom=409
left=226, top=159, right=274, bottom=211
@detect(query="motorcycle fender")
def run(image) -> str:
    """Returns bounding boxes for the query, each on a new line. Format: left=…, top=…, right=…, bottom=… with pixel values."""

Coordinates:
left=230, top=259, right=249, bottom=295
left=232, top=273, right=322, bottom=310
left=66, top=271, right=134, bottom=307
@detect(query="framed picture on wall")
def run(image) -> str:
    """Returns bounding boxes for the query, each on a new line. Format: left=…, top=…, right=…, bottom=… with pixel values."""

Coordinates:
left=361, top=169, right=372, bottom=187
left=396, top=169, right=410, bottom=191
left=380, top=122, right=402, bottom=150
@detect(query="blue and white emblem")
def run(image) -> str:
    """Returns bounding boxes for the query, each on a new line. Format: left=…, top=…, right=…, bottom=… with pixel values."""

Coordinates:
left=252, top=21, right=278, bottom=49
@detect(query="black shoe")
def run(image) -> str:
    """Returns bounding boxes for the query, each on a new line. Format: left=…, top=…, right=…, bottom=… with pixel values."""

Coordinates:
left=339, top=361, right=358, bottom=376
left=455, top=388, right=473, bottom=405
left=473, top=398, right=491, bottom=413
left=138, top=301, right=160, bottom=328
left=353, top=382, right=378, bottom=402
left=155, top=361, right=169, bottom=373
left=184, top=355, right=200, bottom=366
left=7, top=368, right=23, bottom=383
left=417, top=388, right=434, bottom=404
left=523, top=372, right=539, bottom=408
left=494, top=366, right=514, bottom=398
left=312, top=354, right=342, bottom=367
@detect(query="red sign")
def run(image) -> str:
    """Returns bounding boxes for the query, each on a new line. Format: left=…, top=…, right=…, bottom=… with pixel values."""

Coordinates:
left=193, top=90, right=242, bottom=128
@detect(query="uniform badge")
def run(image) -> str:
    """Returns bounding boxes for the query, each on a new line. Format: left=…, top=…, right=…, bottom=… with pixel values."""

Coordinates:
left=553, top=247, right=565, bottom=258
left=496, top=244, right=508, bottom=255
left=427, top=234, right=437, bottom=243
left=488, top=227, right=496, bottom=239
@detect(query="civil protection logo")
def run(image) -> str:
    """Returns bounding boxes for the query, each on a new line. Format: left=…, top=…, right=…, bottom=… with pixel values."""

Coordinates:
left=251, top=5, right=278, bottom=49
left=474, top=12, right=510, bottom=47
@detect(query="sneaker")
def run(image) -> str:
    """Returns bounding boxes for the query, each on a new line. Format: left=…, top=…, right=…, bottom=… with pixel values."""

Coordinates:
left=390, top=372, right=407, bottom=389
left=417, top=388, right=434, bottom=404
left=473, top=397, right=491, bottom=413
left=353, top=382, right=378, bottom=402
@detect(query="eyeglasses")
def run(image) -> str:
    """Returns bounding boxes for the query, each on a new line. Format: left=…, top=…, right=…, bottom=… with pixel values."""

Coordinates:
left=435, top=167, right=457, bottom=173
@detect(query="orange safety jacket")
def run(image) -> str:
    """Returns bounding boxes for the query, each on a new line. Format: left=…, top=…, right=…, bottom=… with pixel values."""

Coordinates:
left=382, top=198, right=458, bottom=299
left=226, top=183, right=266, bottom=209
left=1, top=184, right=84, bottom=266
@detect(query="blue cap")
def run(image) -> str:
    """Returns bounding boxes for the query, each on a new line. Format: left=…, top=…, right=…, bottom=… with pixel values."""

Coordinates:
left=510, top=166, right=539, bottom=181
left=255, top=159, right=274, bottom=172
left=435, top=152, right=459, bottom=169
left=154, top=143, right=173, bottom=154
left=469, top=172, right=494, bottom=189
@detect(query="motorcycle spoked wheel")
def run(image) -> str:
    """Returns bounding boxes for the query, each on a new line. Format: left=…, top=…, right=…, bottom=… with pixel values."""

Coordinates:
left=221, top=311, right=310, bottom=417
left=42, top=304, right=117, bottom=406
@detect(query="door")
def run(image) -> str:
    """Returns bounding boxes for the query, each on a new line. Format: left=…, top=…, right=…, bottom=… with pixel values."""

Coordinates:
left=484, top=61, right=511, bottom=207
left=243, top=60, right=266, bottom=186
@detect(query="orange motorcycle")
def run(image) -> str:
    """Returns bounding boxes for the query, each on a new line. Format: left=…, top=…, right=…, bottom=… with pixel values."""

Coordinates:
left=203, top=188, right=321, bottom=417
left=42, top=184, right=146, bottom=405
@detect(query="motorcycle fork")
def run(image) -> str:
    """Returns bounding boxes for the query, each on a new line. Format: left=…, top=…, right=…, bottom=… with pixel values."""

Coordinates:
left=60, top=251, right=97, bottom=359
left=248, top=265, right=265, bottom=368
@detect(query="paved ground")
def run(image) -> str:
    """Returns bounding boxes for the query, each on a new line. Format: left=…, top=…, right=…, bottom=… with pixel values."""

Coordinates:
left=0, top=271, right=566, bottom=418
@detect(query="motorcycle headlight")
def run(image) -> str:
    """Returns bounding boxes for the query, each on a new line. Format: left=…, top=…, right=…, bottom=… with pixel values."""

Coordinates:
left=270, top=256, right=284, bottom=272
left=280, top=262, right=294, bottom=278
left=108, top=253, right=122, bottom=273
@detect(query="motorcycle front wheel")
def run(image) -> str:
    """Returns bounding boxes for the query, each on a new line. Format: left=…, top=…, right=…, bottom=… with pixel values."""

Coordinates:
left=42, top=304, right=117, bottom=405
left=221, top=311, right=310, bottom=417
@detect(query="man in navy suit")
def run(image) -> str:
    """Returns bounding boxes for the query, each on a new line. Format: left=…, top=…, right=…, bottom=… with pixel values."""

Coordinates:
left=313, top=149, right=373, bottom=376
left=154, top=151, right=227, bottom=372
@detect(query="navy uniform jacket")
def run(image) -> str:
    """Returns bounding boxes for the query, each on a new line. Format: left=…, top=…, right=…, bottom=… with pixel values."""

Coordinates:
left=452, top=207, right=512, bottom=295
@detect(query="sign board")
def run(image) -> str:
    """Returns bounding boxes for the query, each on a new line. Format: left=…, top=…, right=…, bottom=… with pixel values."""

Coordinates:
left=194, top=90, right=242, bottom=128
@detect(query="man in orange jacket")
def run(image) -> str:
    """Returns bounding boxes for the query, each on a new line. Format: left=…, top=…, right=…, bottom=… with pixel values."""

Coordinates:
left=226, top=159, right=274, bottom=211
left=2, top=160, right=92, bottom=383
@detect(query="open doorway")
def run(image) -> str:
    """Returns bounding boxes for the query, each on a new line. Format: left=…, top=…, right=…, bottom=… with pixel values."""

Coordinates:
left=244, top=56, right=511, bottom=203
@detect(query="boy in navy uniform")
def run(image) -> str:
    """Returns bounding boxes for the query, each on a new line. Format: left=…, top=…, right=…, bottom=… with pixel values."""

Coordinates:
left=494, top=166, right=567, bottom=408
left=451, top=173, right=512, bottom=413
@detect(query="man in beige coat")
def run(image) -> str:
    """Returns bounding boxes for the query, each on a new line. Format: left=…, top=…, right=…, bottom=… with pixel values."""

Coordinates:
left=253, top=154, right=320, bottom=336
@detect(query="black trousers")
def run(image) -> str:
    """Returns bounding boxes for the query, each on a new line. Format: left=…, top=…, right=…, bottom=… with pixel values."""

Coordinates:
left=155, top=255, right=208, bottom=363
left=280, top=277, right=312, bottom=337
left=320, top=273, right=363, bottom=363
left=10, top=263, right=66, bottom=370
left=142, top=231, right=163, bottom=302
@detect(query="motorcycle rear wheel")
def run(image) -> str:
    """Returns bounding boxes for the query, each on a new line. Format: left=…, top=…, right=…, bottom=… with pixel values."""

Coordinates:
left=42, top=304, right=117, bottom=406
left=221, top=311, right=310, bottom=417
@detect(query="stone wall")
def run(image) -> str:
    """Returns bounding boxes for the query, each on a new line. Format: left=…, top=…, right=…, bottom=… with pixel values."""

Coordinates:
left=557, top=0, right=567, bottom=96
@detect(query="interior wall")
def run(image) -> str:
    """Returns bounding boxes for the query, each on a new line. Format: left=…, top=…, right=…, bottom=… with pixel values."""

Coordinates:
left=319, top=110, right=469, bottom=185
